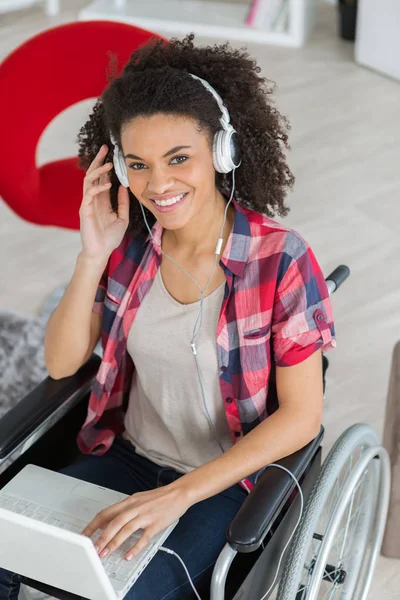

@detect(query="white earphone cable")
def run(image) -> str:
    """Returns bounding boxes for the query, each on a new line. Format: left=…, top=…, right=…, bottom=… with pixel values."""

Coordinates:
left=139, top=174, right=304, bottom=599
left=137, top=169, right=236, bottom=454
left=159, top=546, right=202, bottom=600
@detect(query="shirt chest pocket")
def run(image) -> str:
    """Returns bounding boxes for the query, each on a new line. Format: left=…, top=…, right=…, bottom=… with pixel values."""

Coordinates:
left=239, top=321, right=272, bottom=385
left=242, top=323, right=271, bottom=344
left=103, top=292, right=121, bottom=331
left=104, top=292, right=121, bottom=315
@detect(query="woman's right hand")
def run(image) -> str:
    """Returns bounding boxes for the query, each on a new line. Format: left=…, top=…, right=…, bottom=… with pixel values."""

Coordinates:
left=79, top=144, right=130, bottom=261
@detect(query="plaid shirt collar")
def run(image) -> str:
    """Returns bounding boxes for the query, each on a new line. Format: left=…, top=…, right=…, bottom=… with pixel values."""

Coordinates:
left=144, top=196, right=251, bottom=278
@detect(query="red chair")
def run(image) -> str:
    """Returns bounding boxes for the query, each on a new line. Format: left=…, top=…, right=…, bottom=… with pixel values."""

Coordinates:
left=0, top=20, right=165, bottom=231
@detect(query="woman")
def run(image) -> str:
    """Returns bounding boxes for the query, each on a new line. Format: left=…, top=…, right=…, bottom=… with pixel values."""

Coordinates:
left=0, top=34, right=335, bottom=599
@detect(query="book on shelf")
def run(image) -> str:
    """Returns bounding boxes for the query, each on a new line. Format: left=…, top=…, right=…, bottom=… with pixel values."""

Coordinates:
left=245, top=0, right=289, bottom=32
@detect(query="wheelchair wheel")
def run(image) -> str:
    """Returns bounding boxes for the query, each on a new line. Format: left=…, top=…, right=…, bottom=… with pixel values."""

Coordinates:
left=276, top=424, right=390, bottom=600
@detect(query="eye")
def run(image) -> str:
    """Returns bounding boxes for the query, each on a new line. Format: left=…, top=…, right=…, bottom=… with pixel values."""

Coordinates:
left=128, top=155, right=189, bottom=170
left=129, top=162, right=147, bottom=171
left=170, top=155, right=189, bottom=165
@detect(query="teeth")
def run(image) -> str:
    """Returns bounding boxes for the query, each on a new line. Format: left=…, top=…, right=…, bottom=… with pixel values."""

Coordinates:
left=153, top=193, right=185, bottom=207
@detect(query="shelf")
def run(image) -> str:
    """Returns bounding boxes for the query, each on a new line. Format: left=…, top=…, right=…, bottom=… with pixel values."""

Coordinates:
left=78, top=0, right=313, bottom=47
left=0, top=0, right=38, bottom=13
left=0, top=0, right=59, bottom=14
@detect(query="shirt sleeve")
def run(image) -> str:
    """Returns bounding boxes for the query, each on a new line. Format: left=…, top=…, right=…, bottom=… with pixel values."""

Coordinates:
left=272, top=232, right=336, bottom=367
left=92, top=257, right=111, bottom=317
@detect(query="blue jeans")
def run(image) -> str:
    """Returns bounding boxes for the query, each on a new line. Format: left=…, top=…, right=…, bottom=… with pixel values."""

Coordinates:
left=0, top=435, right=251, bottom=599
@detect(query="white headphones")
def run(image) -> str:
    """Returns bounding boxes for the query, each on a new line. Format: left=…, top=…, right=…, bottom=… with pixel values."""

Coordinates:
left=109, top=72, right=242, bottom=188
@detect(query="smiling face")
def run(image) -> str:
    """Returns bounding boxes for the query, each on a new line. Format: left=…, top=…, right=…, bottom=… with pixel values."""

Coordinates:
left=120, top=113, right=221, bottom=231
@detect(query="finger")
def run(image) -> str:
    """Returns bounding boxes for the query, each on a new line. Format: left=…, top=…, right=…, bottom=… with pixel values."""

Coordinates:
left=95, top=518, right=140, bottom=558
left=86, top=144, right=109, bottom=176
left=81, top=507, right=116, bottom=538
left=99, top=168, right=110, bottom=187
left=86, top=161, right=113, bottom=185
left=81, top=182, right=112, bottom=205
left=84, top=163, right=113, bottom=194
left=95, top=512, right=139, bottom=557
left=86, top=144, right=108, bottom=176
left=117, top=185, right=130, bottom=220
left=81, top=499, right=133, bottom=539
left=80, top=185, right=112, bottom=212
left=126, top=529, right=154, bottom=560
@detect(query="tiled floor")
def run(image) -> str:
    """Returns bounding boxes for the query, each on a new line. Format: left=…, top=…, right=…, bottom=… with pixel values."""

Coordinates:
left=1, top=1, right=400, bottom=598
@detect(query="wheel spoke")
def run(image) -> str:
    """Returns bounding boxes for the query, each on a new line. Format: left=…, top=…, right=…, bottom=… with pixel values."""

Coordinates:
left=331, top=453, right=355, bottom=559
left=337, top=474, right=369, bottom=566
left=337, top=490, right=357, bottom=562
left=321, top=456, right=369, bottom=582
left=336, top=498, right=365, bottom=547
left=320, top=572, right=342, bottom=600
left=309, top=460, right=371, bottom=598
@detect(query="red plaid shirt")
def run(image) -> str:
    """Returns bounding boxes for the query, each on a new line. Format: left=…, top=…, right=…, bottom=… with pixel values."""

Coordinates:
left=77, top=198, right=336, bottom=490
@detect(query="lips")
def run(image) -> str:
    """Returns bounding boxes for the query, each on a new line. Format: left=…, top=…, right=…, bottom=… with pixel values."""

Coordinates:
left=149, top=192, right=188, bottom=213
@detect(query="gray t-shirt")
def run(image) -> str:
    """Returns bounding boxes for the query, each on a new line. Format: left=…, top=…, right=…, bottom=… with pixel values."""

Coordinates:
left=123, top=268, right=233, bottom=473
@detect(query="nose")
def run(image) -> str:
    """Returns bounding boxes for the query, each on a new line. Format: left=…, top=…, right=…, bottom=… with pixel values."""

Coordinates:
left=147, top=165, right=175, bottom=196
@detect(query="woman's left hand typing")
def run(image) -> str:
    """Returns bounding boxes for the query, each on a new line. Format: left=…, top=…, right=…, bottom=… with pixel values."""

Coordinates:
left=80, top=483, right=191, bottom=560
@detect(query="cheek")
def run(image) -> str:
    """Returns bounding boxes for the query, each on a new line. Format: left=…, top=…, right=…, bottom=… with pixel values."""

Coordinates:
left=127, top=172, right=146, bottom=193
left=185, top=161, right=215, bottom=189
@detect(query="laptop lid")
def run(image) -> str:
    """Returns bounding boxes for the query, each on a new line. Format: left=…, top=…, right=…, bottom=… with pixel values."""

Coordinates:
left=0, top=464, right=133, bottom=599
left=0, top=506, right=116, bottom=600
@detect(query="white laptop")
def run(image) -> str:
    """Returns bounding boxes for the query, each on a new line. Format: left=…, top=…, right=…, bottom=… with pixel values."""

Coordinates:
left=0, top=464, right=178, bottom=600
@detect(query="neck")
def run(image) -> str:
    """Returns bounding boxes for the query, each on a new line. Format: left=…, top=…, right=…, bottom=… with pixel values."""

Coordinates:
left=163, top=190, right=234, bottom=257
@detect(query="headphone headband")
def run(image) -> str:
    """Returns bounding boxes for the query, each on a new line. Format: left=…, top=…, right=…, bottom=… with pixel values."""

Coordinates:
left=189, top=73, right=231, bottom=128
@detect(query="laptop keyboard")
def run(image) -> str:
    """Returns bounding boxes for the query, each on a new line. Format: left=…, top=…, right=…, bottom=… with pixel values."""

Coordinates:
left=0, top=492, right=149, bottom=584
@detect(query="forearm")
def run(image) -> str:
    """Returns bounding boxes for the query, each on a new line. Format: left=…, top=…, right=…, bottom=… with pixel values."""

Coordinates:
left=172, top=407, right=321, bottom=506
left=44, top=251, right=108, bottom=379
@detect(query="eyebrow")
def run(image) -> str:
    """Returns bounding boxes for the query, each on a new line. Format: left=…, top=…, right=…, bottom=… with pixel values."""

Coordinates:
left=124, top=145, right=192, bottom=161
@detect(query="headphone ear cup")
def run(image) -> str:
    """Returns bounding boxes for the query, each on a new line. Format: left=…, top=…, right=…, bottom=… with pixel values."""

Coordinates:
left=213, top=127, right=241, bottom=174
left=220, top=130, right=236, bottom=173
left=213, top=130, right=231, bottom=173
left=113, top=146, right=130, bottom=188
left=212, top=130, right=222, bottom=173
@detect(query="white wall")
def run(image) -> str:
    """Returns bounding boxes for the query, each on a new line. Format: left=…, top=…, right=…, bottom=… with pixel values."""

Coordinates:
left=355, top=0, right=400, bottom=81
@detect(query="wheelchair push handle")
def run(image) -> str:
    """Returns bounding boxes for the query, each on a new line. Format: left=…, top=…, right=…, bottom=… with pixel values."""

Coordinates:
left=325, top=265, right=350, bottom=295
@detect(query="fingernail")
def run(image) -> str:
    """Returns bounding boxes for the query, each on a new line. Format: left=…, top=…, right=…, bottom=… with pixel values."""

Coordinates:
left=100, top=548, right=109, bottom=558
left=126, top=553, right=133, bottom=561
left=94, top=544, right=100, bottom=552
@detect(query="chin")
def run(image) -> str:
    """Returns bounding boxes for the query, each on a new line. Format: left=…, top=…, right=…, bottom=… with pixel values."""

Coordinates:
left=157, top=215, right=191, bottom=231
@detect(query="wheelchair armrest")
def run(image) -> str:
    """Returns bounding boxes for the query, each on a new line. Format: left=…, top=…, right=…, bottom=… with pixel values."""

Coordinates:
left=227, top=426, right=324, bottom=553
left=0, top=353, right=101, bottom=464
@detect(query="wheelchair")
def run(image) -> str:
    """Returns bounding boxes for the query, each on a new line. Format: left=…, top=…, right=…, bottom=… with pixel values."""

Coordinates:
left=0, top=266, right=391, bottom=600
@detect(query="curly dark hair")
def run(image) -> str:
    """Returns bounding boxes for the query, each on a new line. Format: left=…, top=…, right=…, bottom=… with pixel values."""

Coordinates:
left=77, top=33, right=294, bottom=238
